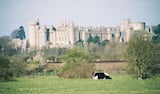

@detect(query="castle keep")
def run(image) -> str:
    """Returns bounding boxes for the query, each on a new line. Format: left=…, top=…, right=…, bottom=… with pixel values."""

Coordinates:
left=28, top=19, right=150, bottom=50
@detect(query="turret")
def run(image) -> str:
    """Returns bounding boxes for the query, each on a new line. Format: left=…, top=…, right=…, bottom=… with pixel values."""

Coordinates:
left=123, top=18, right=130, bottom=27
left=28, top=19, right=40, bottom=50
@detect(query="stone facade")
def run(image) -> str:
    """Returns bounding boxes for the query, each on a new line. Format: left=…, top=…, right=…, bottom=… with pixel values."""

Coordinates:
left=28, top=19, right=151, bottom=50
left=11, top=39, right=27, bottom=52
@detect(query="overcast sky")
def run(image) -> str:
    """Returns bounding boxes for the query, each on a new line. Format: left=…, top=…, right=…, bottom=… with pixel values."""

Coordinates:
left=0, top=0, right=160, bottom=37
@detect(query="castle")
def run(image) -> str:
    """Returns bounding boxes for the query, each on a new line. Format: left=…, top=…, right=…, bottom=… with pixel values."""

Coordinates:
left=28, top=19, right=152, bottom=50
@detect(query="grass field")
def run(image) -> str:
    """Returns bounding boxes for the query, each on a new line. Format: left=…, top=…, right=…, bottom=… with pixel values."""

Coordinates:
left=0, top=75, right=160, bottom=94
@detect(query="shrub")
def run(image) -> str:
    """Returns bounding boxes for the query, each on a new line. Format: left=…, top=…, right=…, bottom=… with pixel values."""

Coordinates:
left=57, top=48, right=96, bottom=78
left=10, top=56, right=27, bottom=77
left=0, top=55, right=13, bottom=82
left=58, top=62, right=95, bottom=78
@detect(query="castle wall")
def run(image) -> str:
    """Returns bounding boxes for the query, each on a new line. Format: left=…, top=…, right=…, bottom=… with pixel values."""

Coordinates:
left=49, top=25, right=55, bottom=48
left=28, top=19, right=148, bottom=50
left=120, top=19, right=146, bottom=42
left=28, top=22, right=37, bottom=50
left=39, top=25, right=46, bottom=49
left=131, top=22, right=145, bottom=31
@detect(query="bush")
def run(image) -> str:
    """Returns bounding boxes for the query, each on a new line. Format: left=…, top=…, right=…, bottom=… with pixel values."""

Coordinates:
left=58, top=62, right=95, bottom=78
left=0, top=55, right=13, bottom=82
left=10, top=56, right=27, bottom=77
left=57, top=48, right=96, bottom=78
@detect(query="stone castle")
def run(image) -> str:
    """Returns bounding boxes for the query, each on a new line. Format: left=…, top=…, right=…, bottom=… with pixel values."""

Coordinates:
left=28, top=19, right=152, bottom=50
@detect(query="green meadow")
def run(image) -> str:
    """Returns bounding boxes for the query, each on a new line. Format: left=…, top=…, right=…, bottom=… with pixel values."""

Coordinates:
left=0, top=75, right=160, bottom=94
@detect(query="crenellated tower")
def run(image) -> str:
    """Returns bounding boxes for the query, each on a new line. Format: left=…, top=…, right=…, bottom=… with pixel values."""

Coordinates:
left=28, top=18, right=150, bottom=50
left=28, top=19, right=40, bottom=50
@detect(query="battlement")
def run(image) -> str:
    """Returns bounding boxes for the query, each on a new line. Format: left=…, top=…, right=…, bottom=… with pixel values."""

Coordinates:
left=28, top=19, right=151, bottom=50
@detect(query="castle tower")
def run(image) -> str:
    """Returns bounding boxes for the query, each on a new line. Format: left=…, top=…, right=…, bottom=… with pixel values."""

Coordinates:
left=107, top=28, right=112, bottom=40
left=39, top=25, right=46, bottom=49
left=123, top=18, right=130, bottom=28
left=68, top=22, right=75, bottom=45
left=124, top=28, right=132, bottom=42
left=28, top=19, right=40, bottom=50
left=49, top=25, right=56, bottom=47
left=120, top=19, right=132, bottom=42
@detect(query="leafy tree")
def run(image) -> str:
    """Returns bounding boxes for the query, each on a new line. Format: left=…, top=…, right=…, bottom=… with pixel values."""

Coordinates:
left=153, top=24, right=160, bottom=34
left=10, top=55, right=27, bottom=77
left=87, top=35, right=100, bottom=45
left=104, top=42, right=125, bottom=61
left=75, top=39, right=84, bottom=48
left=0, top=36, right=14, bottom=55
left=58, top=48, right=96, bottom=78
left=42, top=48, right=68, bottom=62
left=18, top=26, right=25, bottom=40
left=11, top=26, right=25, bottom=40
left=88, top=42, right=100, bottom=53
left=101, top=39, right=109, bottom=46
left=11, top=29, right=19, bottom=39
left=126, top=30, right=156, bottom=79
left=87, top=35, right=103, bottom=53
left=0, top=55, right=13, bottom=82
left=152, top=24, right=160, bottom=43
left=87, top=34, right=93, bottom=43
left=93, top=35, right=100, bottom=44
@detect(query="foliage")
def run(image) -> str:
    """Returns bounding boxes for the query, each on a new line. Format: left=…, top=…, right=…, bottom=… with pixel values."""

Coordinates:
left=88, top=42, right=100, bottom=53
left=75, top=39, right=84, bottom=48
left=42, top=48, right=68, bottom=62
left=93, top=35, right=100, bottom=44
left=153, top=24, right=160, bottom=34
left=26, top=61, right=42, bottom=76
left=86, top=40, right=126, bottom=61
left=0, top=36, right=14, bottom=56
left=152, top=24, right=160, bottom=43
left=58, top=48, right=96, bottom=78
left=150, top=43, right=160, bottom=75
left=101, top=39, right=109, bottom=46
left=9, top=52, right=43, bottom=77
left=11, top=51, right=58, bottom=76
left=0, top=35, right=26, bottom=56
left=87, top=34, right=93, bottom=43
left=0, top=55, right=13, bottom=82
left=86, top=39, right=123, bottom=61
left=103, top=42, right=126, bottom=61
left=126, top=30, right=156, bottom=79
left=11, top=26, right=26, bottom=40
left=9, top=55, right=28, bottom=77
left=87, top=35, right=101, bottom=45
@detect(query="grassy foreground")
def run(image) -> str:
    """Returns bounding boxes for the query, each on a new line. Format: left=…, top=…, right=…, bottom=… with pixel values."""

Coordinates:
left=0, top=75, right=160, bottom=94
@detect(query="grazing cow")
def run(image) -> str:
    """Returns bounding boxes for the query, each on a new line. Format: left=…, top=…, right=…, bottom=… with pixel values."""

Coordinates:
left=92, top=72, right=112, bottom=79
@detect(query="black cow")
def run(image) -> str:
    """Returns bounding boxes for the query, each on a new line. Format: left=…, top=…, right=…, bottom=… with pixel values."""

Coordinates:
left=92, top=72, right=112, bottom=79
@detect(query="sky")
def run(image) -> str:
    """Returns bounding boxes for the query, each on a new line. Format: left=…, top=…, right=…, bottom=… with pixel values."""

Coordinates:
left=0, top=0, right=160, bottom=37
